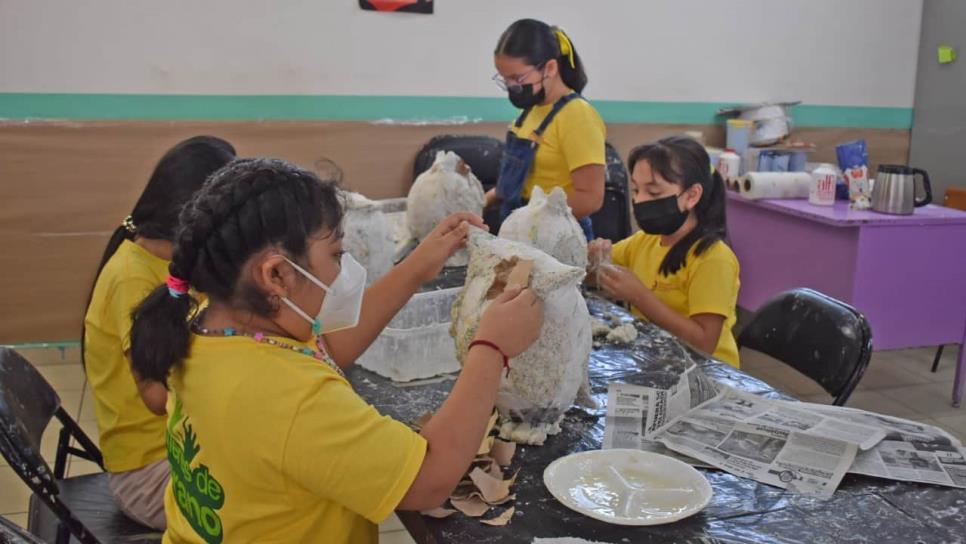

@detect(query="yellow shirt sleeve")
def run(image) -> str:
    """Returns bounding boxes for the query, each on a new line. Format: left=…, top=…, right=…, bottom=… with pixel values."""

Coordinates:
left=281, top=377, right=427, bottom=523
left=611, top=232, right=642, bottom=268
left=557, top=101, right=606, bottom=172
left=687, top=251, right=740, bottom=319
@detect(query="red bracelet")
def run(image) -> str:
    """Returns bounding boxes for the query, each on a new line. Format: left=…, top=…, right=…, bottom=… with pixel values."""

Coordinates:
left=468, top=339, right=511, bottom=377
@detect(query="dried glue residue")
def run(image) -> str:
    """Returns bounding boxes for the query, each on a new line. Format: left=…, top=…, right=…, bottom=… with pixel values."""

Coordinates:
left=568, top=466, right=697, bottom=519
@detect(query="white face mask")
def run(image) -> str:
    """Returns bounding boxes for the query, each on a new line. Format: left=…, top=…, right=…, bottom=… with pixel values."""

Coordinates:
left=280, top=253, right=367, bottom=335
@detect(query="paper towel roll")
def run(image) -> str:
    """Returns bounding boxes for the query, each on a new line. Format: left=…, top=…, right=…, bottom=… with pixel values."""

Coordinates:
left=739, top=172, right=812, bottom=200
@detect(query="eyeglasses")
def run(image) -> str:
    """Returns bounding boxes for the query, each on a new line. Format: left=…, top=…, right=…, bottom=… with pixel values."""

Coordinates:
left=492, top=64, right=545, bottom=92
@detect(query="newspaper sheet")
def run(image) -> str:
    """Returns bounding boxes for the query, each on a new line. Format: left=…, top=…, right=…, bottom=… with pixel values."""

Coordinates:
left=686, top=388, right=887, bottom=450
left=602, top=366, right=720, bottom=466
left=801, top=403, right=966, bottom=488
left=650, top=388, right=860, bottom=499
left=602, top=370, right=966, bottom=495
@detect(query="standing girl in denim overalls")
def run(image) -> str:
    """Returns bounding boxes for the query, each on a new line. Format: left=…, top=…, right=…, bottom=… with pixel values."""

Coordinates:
left=487, top=18, right=607, bottom=240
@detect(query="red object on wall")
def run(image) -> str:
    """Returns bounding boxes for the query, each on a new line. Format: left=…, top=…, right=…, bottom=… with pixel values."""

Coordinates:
left=359, top=0, right=433, bottom=13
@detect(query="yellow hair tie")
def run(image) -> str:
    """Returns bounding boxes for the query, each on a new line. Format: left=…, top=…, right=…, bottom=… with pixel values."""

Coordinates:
left=554, top=28, right=576, bottom=69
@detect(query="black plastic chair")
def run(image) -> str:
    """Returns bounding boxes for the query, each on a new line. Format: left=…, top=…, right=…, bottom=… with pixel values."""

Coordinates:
left=589, top=142, right=633, bottom=242
left=0, top=348, right=160, bottom=544
left=0, top=516, right=44, bottom=544
left=931, top=345, right=946, bottom=373
left=737, top=288, right=873, bottom=406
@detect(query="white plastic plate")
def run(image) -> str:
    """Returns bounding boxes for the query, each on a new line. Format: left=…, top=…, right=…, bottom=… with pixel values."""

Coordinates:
left=543, top=449, right=713, bottom=526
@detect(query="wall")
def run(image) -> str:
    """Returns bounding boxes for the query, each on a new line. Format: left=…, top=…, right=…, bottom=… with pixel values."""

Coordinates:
left=0, top=0, right=923, bottom=343
left=0, top=120, right=912, bottom=344
left=1, top=0, right=921, bottom=125
left=910, top=0, right=966, bottom=203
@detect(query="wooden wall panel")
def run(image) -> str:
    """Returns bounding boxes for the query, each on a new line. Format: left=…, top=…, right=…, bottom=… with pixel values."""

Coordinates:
left=0, top=120, right=909, bottom=343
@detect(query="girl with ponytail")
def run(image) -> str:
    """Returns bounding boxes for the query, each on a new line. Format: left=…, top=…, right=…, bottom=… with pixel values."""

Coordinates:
left=489, top=18, right=606, bottom=239
left=82, top=135, right=236, bottom=529
left=129, top=158, right=542, bottom=542
left=587, top=136, right=741, bottom=367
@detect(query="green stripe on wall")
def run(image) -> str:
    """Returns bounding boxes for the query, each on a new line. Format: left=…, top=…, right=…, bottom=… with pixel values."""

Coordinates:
left=2, top=341, right=80, bottom=350
left=0, top=93, right=913, bottom=129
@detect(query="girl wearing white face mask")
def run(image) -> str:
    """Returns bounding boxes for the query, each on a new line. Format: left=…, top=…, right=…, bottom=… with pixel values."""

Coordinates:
left=129, top=158, right=543, bottom=544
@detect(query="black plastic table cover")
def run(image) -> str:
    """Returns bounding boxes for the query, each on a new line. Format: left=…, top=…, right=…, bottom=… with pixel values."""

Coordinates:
left=347, top=279, right=966, bottom=544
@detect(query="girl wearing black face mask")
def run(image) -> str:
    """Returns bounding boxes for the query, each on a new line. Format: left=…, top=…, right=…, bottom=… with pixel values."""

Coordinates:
left=488, top=18, right=606, bottom=240
left=587, top=136, right=741, bottom=367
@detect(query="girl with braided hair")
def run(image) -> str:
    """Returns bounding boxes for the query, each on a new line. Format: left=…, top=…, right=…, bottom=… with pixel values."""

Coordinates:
left=82, top=135, right=235, bottom=530
left=130, top=158, right=543, bottom=543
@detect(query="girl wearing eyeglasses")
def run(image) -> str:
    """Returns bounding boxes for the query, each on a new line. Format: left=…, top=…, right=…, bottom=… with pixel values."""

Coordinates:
left=489, top=19, right=606, bottom=240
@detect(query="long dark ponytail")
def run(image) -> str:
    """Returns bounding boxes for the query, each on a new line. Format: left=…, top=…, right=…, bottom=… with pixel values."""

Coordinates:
left=81, top=136, right=235, bottom=365
left=627, top=136, right=728, bottom=276
left=495, top=18, right=588, bottom=94
left=129, top=158, right=344, bottom=386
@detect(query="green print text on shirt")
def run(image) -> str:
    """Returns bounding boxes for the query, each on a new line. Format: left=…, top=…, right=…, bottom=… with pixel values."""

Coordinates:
left=167, top=397, right=226, bottom=544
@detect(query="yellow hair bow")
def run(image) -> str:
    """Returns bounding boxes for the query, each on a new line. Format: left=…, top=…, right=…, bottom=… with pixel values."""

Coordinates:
left=554, top=27, right=576, bottom=69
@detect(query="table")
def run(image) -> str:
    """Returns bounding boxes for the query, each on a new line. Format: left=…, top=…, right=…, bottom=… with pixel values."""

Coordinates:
left=725, top=192, right=966, bottom=407
left=348, top=290, right=966, bottom=543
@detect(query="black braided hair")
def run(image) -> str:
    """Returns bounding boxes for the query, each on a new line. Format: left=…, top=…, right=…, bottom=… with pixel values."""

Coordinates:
left=129, top=158, right=344, bottom=385
left=81, top=136, right=235, bottom=368
left=627, top=136, right=729, bottom=277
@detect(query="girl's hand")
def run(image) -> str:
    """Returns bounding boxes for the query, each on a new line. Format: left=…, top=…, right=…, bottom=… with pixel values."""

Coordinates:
left=475, top=287, right=543, bottom=358
left=404, top=213, right=487, bottom=283
left=587, top=239, right=613, bottom=270
left=484, top=188, right=499, bottom=208
left=599, top=264, right=647, bottom=304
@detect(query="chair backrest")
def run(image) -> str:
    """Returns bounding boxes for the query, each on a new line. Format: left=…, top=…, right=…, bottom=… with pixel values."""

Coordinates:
left=412, top=134, right=504, bottom=190
left=412, top=136, right=632, bottom=240
left=589, top=142, right=632, bottom=242
left=737, top=288, right=872, bottom=405
left=0, top=516, right=45, bottom=544
left=413, top=134, right=506, bottom=232
left=0, top=348, right=61, bottom=494
left=1, top=348, right=107, bottom=544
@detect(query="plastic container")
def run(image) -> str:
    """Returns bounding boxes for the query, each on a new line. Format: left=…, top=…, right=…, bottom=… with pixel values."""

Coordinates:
left=836, top=140, right=872, bottom=206
left=772, top=153, right=790, bottom=172
left=726, top=119, right=752, bottom=155
left=356, top=286, right=462, bottom=381
left=716, top=149, right=741, bottom=182
left=809, top=164, right=838, bottom=206
left=788, top=151, right=807, bottom=172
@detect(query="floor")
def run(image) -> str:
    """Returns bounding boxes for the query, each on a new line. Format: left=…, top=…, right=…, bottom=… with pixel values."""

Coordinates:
left=1, top=343, right=963, bottom=543
left=741, top=344, right=966, bottom=443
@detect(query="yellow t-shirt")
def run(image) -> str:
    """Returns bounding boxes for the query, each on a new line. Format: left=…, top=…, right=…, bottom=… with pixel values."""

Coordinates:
left=612, top=232, right=741, bottom=367
left=162, top=335, right=427, bottom=544
left=83, top=239, right=168, bottom=472
left=511, top=97, right=606, bottom=199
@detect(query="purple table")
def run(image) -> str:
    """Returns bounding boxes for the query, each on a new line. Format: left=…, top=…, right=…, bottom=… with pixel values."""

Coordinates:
left=726, top=191, right=966, bottom=407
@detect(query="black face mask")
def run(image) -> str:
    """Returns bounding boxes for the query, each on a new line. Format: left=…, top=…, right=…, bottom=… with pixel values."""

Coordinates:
left=633, top=195, right=688, bottom=235
left=508, top=83, right=546, bottom=109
